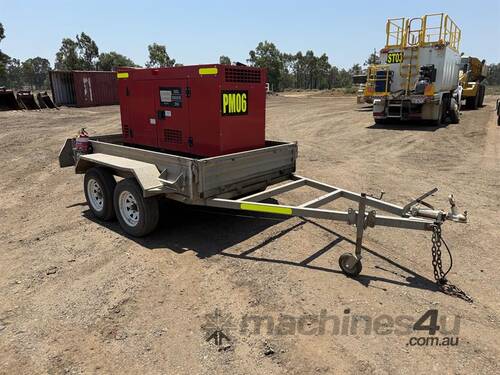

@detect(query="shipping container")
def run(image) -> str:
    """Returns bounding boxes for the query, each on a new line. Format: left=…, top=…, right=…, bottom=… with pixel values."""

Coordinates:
left=49, top=70, right=119, bottom=107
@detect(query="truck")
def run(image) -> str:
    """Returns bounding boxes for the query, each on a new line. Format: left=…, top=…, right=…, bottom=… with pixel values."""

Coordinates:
left=459, top=56, right=487, bottom=109
left=59, top=65, right=468, bottom=288
left=370, top=13, right=462, bottom=125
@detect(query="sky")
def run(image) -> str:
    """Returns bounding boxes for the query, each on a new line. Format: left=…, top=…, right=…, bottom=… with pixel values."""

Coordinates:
left=1, top=0, right=499, bottom=69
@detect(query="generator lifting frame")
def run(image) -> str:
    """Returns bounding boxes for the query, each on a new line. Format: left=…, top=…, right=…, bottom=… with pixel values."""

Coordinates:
left=204, top=174, right=466, bottom=275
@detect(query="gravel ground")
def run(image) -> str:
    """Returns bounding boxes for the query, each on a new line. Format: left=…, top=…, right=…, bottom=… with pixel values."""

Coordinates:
left=0, top=95, right=499, bottom=374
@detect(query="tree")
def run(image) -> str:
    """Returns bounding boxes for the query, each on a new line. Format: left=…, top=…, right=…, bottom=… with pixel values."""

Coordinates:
left=21, top=57, right=51, bottom=89
left=76, top=32, right=99, bottom=69
left=0, top=22, right=9, bottom=84
left=486, top=63, right=500, bottom=86
left=364, top=49, right=380, bottom=66
left=349, top=63, right=362, bottom=75
left=219, top=55, right=231, bottom=65
left=146, top=43, right=175, bottom=67
left=55, top=33, right=99, bottom=70
left=248, top=41, right=283, bottom=91
left=55, top=38, right=81, bottom=70
left=98, top=51, right=136, bottom=71
left=5, top=58, right=22, bottom=88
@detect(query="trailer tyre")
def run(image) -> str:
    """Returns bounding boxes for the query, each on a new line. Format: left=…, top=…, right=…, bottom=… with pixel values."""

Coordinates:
left=339, top=253, right=362, bottom=277
left=114, top=178, right=159, bottom=237
left=84, top=167, right=116, bottom=221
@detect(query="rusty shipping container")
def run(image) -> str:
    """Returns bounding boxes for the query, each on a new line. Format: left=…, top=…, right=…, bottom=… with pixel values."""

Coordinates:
left=50, top=70, right=119, bottom=107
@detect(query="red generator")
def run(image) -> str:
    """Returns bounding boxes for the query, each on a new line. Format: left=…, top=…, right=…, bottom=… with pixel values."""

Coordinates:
left=117, top=64, right=267, bottom=157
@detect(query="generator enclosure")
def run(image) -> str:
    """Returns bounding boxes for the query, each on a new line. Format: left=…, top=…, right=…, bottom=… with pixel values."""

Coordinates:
left=117, top=65, right=267, bottom=157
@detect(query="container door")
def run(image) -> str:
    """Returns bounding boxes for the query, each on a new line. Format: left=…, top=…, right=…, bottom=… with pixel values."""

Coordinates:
left=154, top=80, right=190, bottom=153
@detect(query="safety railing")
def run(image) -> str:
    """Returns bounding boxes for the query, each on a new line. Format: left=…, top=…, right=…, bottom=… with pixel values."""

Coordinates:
left=365, top=65, right=392, bottom=96
left=385, top=13, right=461, bottom=52
left=386, top=18, right=405, bottom=48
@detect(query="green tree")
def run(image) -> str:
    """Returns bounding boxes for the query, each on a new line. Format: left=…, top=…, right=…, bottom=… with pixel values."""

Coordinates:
left=331, top=66, right=352, bottom=88
left=364, top=49, right=380, bottom=65
left=0, top=22, right=10, bottom=84
left=219, top=55, right=231, bottom=65
left=146, top=43, right=176, bottom=67
left=76, top=32, right=99, bottom=69
left=5, top=58, right=22, bottom=88
left=21, top=57, right=51, bottom=89
left=98, top=51, right=136, bottom=71
left=55, top=33, right=99, bottom=70
left=248, top=41, right=283, bottom=91
left=486, top=63, right=500, bottom=85
left=55, top=38, right=81, bottom=70
left=349, top=63, right=362, bottom=75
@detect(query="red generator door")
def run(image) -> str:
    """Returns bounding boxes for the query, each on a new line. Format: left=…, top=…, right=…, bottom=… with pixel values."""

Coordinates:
left=122, top=80, right=158, bottom=148
left=154, top=80, right=190, bottom=153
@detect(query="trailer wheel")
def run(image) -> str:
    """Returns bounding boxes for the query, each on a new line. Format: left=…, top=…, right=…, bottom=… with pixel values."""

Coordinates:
left=338, top=253, right=362, bottom=277
left=84, top=167, right=116, bottom=221
left=114, top=178, right=159, bottom=237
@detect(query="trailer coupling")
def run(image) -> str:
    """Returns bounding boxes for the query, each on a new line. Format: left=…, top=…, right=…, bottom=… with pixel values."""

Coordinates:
left=205, top=175, right=471, bottom=301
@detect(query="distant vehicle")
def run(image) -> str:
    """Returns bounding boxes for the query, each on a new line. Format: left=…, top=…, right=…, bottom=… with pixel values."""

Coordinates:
left=459, top=56, right=487, bottom=109
left=370, top=13, right=462, bottom=125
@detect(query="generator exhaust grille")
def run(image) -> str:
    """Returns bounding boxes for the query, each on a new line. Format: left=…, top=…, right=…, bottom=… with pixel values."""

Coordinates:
left=164, top=129, right=182, bottom=144
left=225, top=67, right=261, bottom=83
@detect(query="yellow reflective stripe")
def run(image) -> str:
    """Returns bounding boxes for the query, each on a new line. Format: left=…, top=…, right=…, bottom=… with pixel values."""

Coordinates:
left=240, top=203, right=292, bottom=215
left=117, top=72, right=129, bottom=79
left=199, top=67, right=218, bottom=75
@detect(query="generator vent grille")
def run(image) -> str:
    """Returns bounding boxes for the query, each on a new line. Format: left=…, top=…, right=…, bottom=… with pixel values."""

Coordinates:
left=225, top=67, right=261, bottom=83
left=164, top=129, right=182, bottom=144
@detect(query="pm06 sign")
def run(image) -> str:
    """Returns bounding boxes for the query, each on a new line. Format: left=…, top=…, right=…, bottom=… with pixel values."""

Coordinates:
left=221, top=91, right=248, bottom=116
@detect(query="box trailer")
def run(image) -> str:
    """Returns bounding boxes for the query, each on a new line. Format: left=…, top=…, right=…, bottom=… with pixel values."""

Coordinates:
left=369, top=13, right=462, bottom=125
left=58, top=65, right=470, bottom=300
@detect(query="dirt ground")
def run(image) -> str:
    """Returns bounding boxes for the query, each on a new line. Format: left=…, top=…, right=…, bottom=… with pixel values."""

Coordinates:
left=0, top=96, right=499, bottom=374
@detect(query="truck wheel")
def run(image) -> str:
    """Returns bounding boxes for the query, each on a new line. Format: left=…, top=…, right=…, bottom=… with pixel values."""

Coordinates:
left=471, top=91, right=480, bottom=110
left=84, top=167, right=116, bottom=221
left=114, top=178, right=159, bottom=237
left=478, top=85, right=485, bottom=107
left=449, top=98, right=460, bottom=124
left=433, top=102, right=445, bottom=126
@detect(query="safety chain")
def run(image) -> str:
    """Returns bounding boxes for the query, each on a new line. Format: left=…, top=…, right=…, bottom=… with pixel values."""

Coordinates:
left=431, top=224, right=473, bottom=303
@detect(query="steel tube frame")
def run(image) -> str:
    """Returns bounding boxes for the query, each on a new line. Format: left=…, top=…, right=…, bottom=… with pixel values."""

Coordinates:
left=199, top=173, right=443, bottom=272
left=204, top=174, right=436, bottom=233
